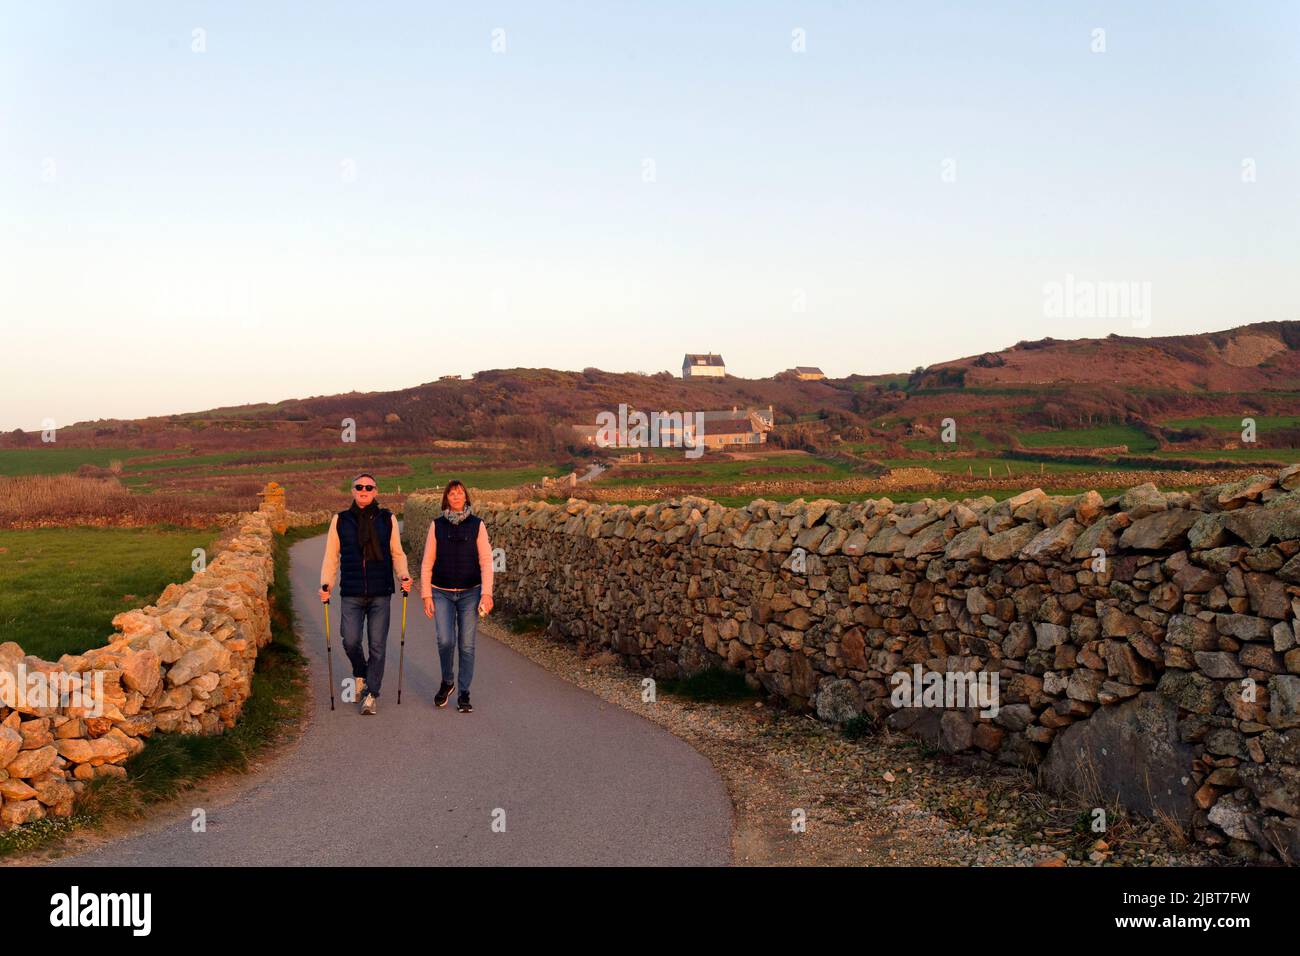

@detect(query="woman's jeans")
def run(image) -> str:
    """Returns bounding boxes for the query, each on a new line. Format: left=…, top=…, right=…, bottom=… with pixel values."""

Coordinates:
left=432, top=585, right=480, bottom=696
left=339, top=594, right=391, bottom=698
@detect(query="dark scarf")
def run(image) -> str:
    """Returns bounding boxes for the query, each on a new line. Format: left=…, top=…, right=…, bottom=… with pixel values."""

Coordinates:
left=349, top=500, right=384, bottom=561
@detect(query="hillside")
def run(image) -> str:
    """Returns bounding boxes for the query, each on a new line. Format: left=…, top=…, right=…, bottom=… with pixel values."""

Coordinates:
left=8, top=369, right=861, bottom=452
left=921, top=321, right=1300, bottom=392
left=5, top=321, right=1297, bottom=456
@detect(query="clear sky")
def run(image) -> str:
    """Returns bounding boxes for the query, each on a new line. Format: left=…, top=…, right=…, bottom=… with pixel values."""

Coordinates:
left=2, top=1, right=1298, bottom=430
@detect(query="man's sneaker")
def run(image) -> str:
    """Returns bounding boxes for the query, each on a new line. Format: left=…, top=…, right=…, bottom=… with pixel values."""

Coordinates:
left=434, top=682, right=455, bottom=708
left=456, top=693, right=472, bottom=714
left=361, top=693, right=377, bottom=715
left=355, top=677, right=366, bottom=702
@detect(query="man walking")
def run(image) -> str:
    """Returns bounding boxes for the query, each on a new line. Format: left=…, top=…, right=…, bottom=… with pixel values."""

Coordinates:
left=320, top=473, right=411, bottom=715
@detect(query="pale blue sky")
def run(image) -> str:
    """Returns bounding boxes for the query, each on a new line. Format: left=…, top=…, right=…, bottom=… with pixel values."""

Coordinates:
left=2, top=2, right=1298, bottom=430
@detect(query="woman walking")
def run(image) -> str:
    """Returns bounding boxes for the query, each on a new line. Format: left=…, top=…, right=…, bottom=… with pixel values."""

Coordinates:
left=420, top=479, right=493, bottom=713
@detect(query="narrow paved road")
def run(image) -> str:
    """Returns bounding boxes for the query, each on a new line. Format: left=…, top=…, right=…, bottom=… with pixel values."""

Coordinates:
left=56, top=532, right=731, bottom=866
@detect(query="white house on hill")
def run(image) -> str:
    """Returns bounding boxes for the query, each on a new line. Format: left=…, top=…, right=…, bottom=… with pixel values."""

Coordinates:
left=682, top=353, right=726, bottom=378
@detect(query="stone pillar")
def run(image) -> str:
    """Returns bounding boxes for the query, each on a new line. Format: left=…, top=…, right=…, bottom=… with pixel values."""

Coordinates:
left=257, top=481, right=287, bottom=533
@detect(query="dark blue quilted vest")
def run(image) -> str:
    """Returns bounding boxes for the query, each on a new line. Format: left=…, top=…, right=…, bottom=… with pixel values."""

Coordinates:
left=337, top=507, right=395, bottom=597
left=431, top=514, right=482, bottom=590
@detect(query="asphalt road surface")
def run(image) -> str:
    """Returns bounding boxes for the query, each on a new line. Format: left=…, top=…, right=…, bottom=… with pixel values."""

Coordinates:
left=55, top=531, right=731, bottom=866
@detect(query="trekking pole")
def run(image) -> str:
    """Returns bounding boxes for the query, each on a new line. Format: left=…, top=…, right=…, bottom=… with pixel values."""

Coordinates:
left=322, top=589, right=336, bottom=711
left=397, top=587, right=408, bottom=705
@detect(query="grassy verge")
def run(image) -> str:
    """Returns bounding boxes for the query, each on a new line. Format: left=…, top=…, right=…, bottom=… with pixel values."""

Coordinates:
left=0, top=525, right=316, bottom=858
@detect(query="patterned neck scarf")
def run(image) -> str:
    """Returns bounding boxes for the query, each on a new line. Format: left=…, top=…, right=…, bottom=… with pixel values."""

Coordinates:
left=443, top=503, right=473, bottom=525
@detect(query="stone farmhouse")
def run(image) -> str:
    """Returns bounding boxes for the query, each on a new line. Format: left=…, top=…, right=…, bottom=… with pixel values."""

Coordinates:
left=572, top=405, right=773, bottom=449
left=790, top=366, right=825, bottom=380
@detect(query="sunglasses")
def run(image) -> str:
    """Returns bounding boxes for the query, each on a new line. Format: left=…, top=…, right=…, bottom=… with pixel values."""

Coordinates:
left=354, top=484, right=375, bottom=492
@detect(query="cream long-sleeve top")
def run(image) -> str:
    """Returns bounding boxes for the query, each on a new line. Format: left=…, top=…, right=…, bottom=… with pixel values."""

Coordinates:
left=419, top=520, right=494, bottom=599
left=319, top=512, right=411, bottom=592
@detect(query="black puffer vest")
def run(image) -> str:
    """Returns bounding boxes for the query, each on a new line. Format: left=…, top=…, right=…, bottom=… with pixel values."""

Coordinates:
left=337, top=507, right=395, bottom=597
left=431, top=514, right=483, bottom=590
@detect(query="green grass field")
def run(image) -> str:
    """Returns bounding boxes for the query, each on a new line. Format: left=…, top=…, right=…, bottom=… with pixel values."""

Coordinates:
left=0, top=526, right=314, bottom=858
left=133, top=448, right=554, bottom=494
left=0, top=526, right=219, bottom=660
left=0, top=443, right=558, bottom=508
left=837, top=441, right=886, bottom=455
left=1161, top=414, right=1300, bottom=435
left=129, top=446, right=495, bottom=474
left=879, top=456, right=1150, bottom=476
left=592, top=454, right=858, bottom=488
left=394, top=459, right=551, bottom=489
left=126, top=449, right=333, bottom=472
left=1148, top=448, right=1300, bottom=463
left=901, top=432, right=999, bottom=452
left=0, top=448, right=154, bottom=476
left=1014, top=424, right=1159, bottom=453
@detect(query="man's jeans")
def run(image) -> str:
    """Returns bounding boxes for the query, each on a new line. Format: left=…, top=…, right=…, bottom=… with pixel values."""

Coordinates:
left=432, top=585, right=480, bottom=696
left=339, top=594, right=391, bottom=699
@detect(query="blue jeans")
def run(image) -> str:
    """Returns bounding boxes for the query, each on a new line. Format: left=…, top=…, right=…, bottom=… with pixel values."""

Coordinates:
left=432, top=585, right=480, bottom=696
left=339, top=594, right=391, bottom=698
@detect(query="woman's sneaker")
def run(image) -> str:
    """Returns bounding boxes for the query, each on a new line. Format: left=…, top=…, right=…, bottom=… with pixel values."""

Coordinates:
left=434, top=682, right=455, bottom=708
left=457, top=693, right=472, bottom=714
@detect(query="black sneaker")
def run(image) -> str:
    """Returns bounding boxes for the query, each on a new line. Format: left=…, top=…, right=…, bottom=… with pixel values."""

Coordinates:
left=457, top=693, right=472, bottom=714
left=434, top=682, right=455, bottom=708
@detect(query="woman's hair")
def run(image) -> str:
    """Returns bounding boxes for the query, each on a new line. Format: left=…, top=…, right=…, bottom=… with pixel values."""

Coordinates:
left=440, top=479, right=470, bottom=511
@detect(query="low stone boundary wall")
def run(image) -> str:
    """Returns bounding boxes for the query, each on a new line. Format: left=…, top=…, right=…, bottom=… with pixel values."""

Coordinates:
left=0, top=502, right=279, bottom=831
left=407, top=466, right=1300, bottom=862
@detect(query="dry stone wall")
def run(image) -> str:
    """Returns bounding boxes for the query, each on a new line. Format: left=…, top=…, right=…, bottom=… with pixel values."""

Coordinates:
left=0, top=504, right=278, bottom=831
left=407, top=466, right=1300, bottom=863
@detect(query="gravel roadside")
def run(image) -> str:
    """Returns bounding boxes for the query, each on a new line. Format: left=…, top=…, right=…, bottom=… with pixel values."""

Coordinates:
left=486, top=618, right=1227, bottom=867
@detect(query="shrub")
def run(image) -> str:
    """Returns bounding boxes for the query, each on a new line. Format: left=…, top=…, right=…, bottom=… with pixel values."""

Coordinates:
left=842, top=713, right=878, bottom=740
left=508, top=613, right=549, bottom=634
left=658, top=666, right=756, bottom=702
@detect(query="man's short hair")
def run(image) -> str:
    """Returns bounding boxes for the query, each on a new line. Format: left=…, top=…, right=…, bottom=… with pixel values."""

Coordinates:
left=353, top=473, right=377, bottom=486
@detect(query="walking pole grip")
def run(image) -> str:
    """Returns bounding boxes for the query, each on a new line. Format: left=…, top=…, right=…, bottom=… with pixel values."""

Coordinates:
left=323, top=591, right=336, bottom=712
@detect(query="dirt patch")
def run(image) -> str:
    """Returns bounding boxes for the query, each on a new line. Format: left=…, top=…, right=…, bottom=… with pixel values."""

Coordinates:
left=1216, top=333, right=1287, bottom=368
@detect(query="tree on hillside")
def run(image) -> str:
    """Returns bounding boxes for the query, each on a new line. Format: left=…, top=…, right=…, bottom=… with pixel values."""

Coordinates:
left=1041, top=402, right=1066, bottom=428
